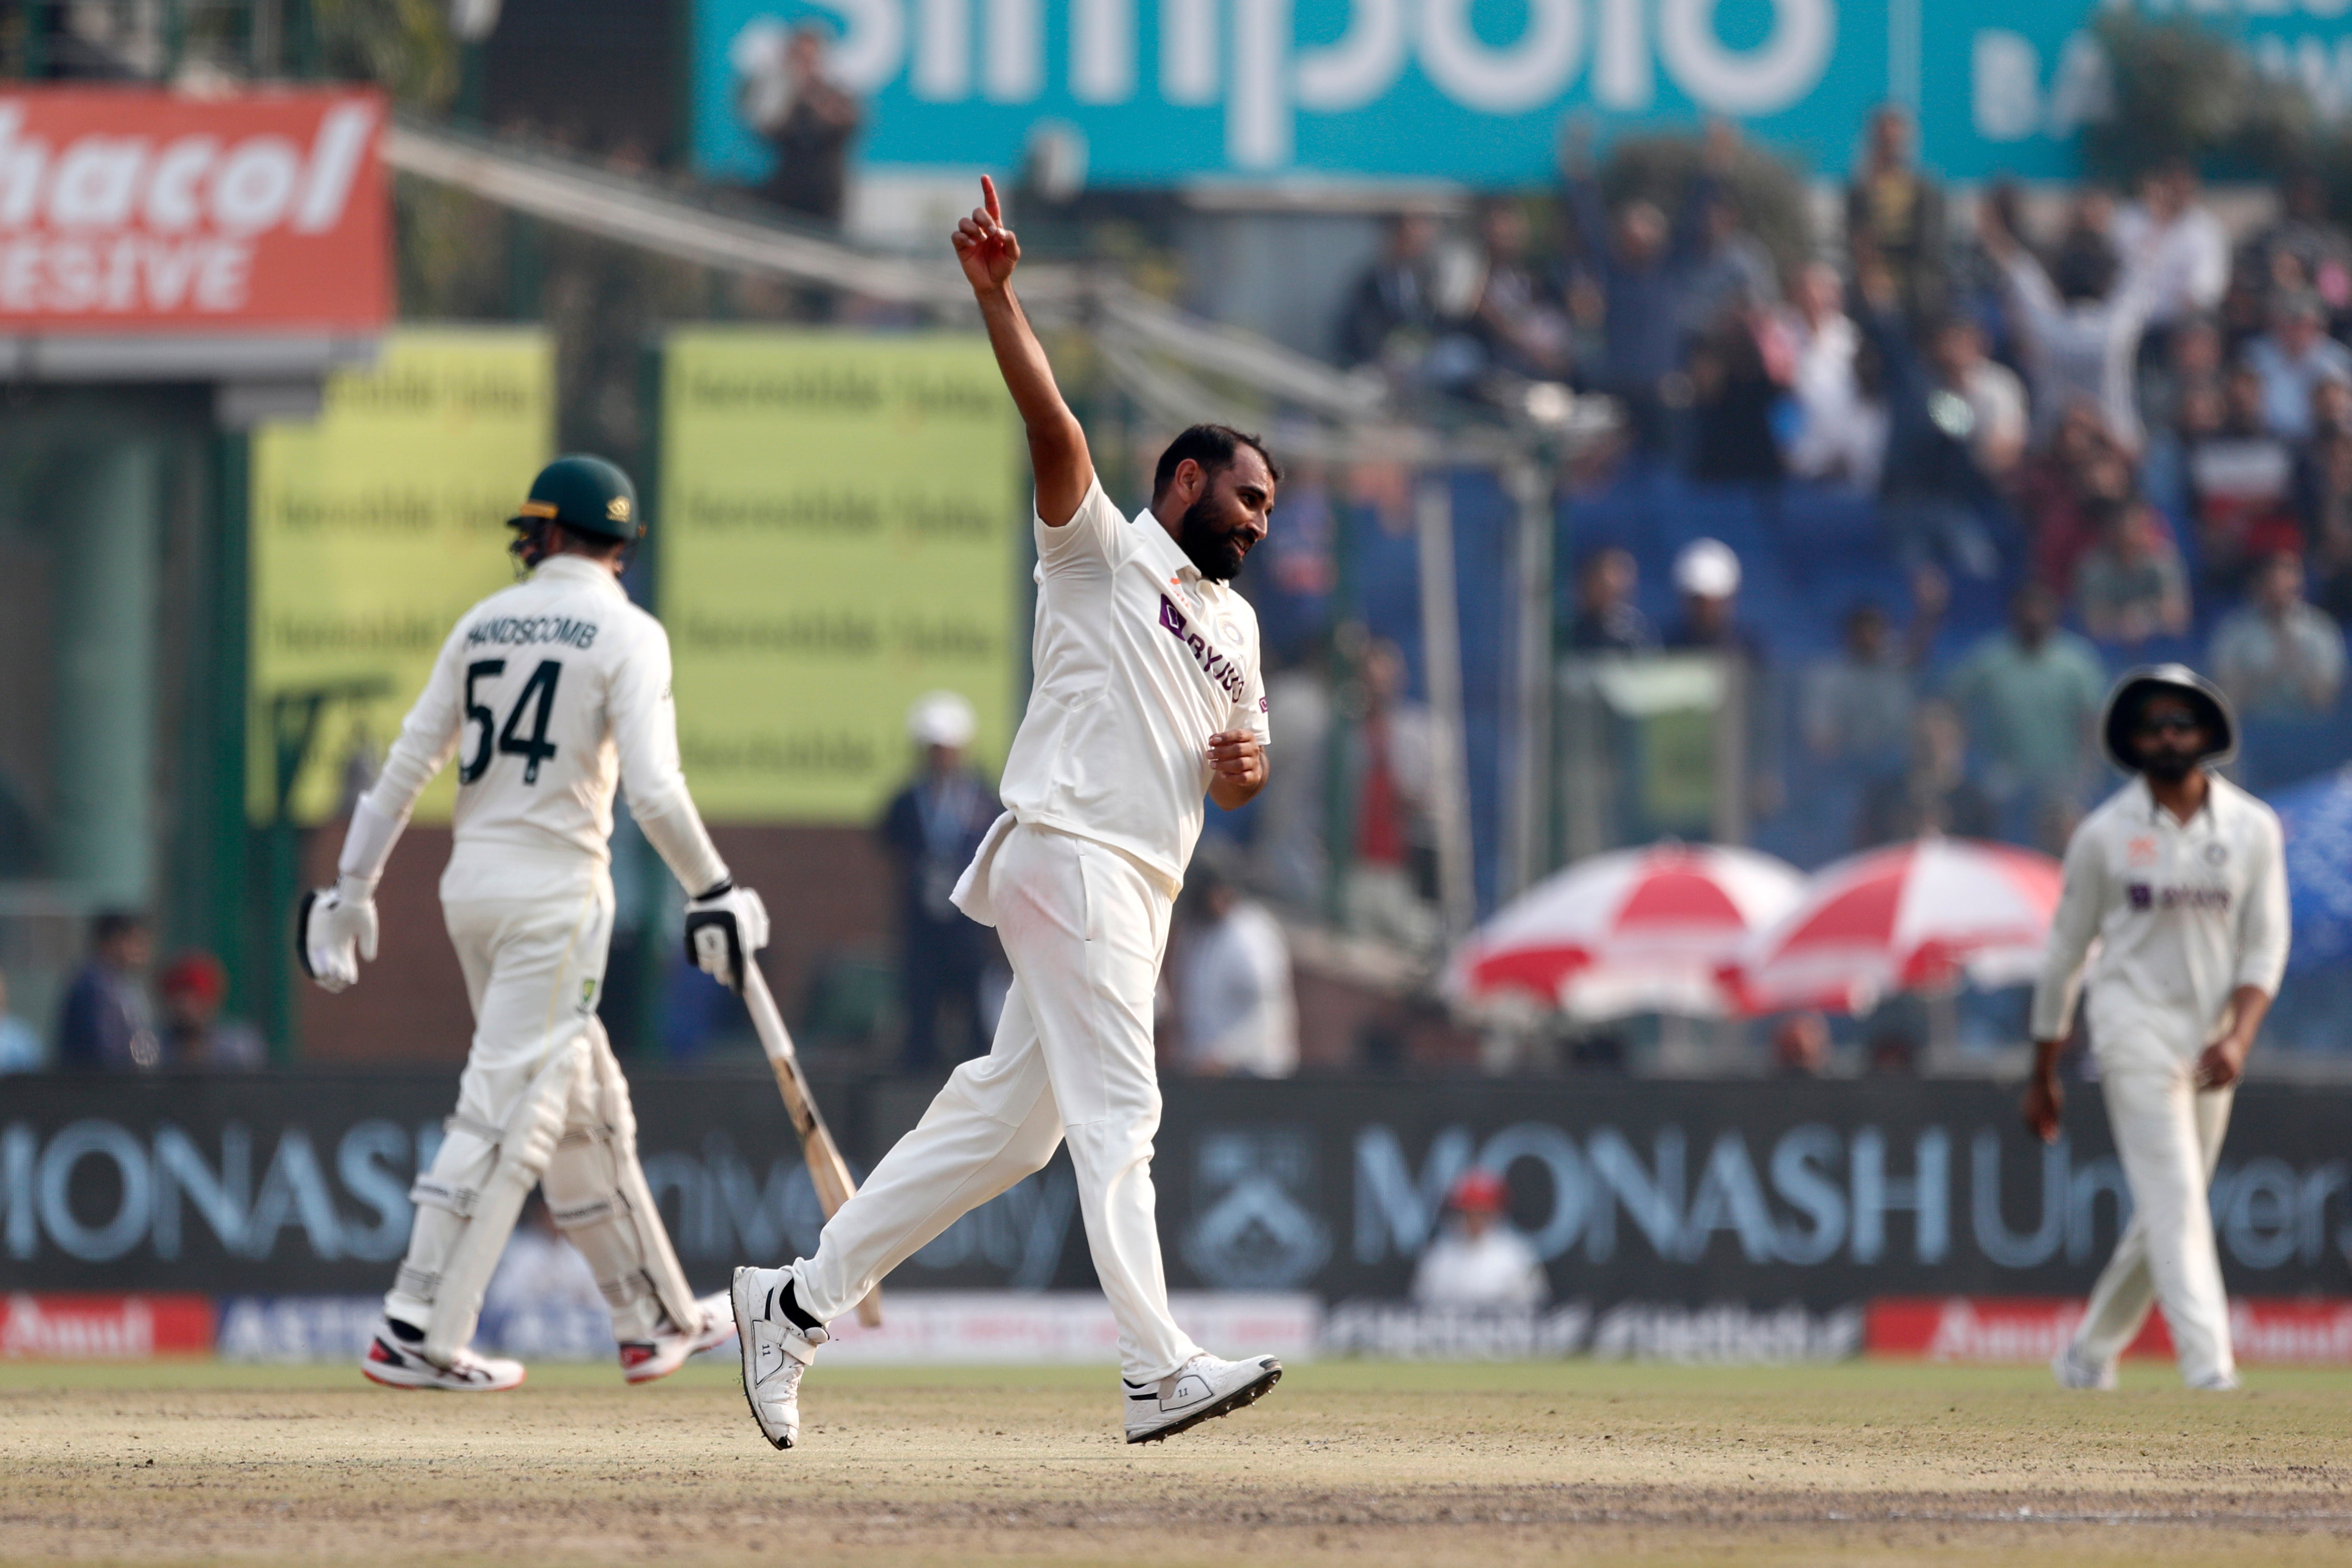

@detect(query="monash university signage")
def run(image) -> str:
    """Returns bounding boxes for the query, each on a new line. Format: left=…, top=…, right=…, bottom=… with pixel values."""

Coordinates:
left=695, top=0, right=2352, bottom=185
left=5, top=1075, right=2350, bottom=1306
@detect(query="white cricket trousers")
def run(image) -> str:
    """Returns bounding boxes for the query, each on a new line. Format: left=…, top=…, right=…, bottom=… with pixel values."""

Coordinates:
left=790, top=822, right=1201, bottom=1382
left=2070, top=1063, right=2236, bottom=1385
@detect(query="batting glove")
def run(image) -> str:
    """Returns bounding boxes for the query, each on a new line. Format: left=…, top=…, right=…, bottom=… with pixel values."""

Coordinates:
left=297, top=875, right=380, bottom=993
left=684, top=881, right=770, bottom=991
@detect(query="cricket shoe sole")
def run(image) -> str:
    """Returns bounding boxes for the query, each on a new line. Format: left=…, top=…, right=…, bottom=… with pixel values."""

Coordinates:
left=1125, top=1354, right=1282, bottom=1444
left=620, top=1291, right=741, bottom=1385
left=361, top=1322, right=526, bottom=1392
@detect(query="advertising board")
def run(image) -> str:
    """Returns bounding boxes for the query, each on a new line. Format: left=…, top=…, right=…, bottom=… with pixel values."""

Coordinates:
left=693, top=0, right=2352, bottom=186
left=0, top=88, right=387, bottom=332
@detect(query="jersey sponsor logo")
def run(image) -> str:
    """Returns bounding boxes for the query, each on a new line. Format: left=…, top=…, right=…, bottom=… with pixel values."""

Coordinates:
left=1157, top=594, right=1248, bottom=704
left=2126, top=881, right=2232, bottom=913
left=466, top=614, right=601, bottom=651
left=2126, top=835, right=2158, bottom=867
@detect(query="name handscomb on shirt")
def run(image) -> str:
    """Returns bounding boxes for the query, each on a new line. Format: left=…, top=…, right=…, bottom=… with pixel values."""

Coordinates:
left=467, top=615, right=601, bottom=651
left=1157, top=594, right=1247, bottom=704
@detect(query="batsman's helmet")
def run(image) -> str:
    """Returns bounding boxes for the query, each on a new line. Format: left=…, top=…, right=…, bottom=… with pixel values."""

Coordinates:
left=2099, top=663, right=2237, bottom=774
left=509, top=454, right=642, bottom=543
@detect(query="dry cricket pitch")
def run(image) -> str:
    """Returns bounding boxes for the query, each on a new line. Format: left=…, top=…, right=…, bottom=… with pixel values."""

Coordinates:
left=6, top=1358, right=2352, bottom=1565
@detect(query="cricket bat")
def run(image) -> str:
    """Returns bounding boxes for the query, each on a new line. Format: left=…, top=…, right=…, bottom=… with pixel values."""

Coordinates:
left=740, top=963, right=884, bottom=1328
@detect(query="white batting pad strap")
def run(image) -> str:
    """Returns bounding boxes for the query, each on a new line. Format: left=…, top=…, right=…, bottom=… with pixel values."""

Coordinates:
left=409, top=1176, right=481, bottom=1218
left=598, top=1270, right=656, bottom=1309
left=395, top=1263, right=441, bottom=1301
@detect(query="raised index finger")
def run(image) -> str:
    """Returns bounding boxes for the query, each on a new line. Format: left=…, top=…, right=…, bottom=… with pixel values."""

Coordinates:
left=981, top=173, right=1001, bottom=226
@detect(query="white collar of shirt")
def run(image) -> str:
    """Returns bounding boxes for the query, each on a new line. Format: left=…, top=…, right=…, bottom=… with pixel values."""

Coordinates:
left=1129, top=505, right=1225, bottom=604
left=532, top=555, right=627, bottom=598
left=2132, top=773, right=2221, bottom=832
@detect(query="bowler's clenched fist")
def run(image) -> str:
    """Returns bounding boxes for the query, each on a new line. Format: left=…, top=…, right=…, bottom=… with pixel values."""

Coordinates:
left=1207, top=729, right=1265, bottom=789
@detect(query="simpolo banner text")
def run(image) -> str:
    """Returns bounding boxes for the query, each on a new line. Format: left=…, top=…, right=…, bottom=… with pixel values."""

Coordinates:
left=247, top=328, right=556, bottom=825
left=7, top=1075, right=2352, bottom=1307
left=659, top=329, right=1024, bottom=824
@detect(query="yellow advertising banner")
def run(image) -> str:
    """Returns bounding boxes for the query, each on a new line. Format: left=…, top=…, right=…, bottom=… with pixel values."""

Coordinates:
left=660, top=329, right=1024, bottom=823
left=249, top=328, right=555, bottom=825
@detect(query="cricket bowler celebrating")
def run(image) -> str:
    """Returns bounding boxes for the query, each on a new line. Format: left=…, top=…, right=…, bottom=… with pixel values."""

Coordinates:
left=731, top=176, right=1283, bottom=1449
left=2024, top=664, right=2289, bottom=1392
left=301, top=455, right=771, bottom=1392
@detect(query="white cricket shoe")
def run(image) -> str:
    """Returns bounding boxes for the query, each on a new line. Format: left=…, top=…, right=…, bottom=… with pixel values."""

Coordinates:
left=2190, top=1370, right=2244, bottom=1392
left=2051, top=1343, right=2116, bottom=1391
left=733, top=1265, right=826, bottom=1450
left=1123, top=1352, right=1282, bottom=1444
left=620, top=1291, right=740, bottom=1385
left=360, top=1318, right=526, bottom=1392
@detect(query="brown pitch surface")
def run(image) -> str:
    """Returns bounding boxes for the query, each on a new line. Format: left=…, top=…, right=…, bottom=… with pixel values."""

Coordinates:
left=4, top=1359, right=2351, bottom=1565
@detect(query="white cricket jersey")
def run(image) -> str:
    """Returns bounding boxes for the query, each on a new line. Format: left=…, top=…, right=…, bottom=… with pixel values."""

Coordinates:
left=992, top=479, right=1270, bottom=892
left=1410, top=1225, right=1551, bottom=1310
left=360, top=555, right=728, bottom=902
left=2031, top=773, right=2290, bottom=1068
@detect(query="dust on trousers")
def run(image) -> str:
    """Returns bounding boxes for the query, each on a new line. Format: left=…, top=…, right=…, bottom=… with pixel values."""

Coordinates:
left=388, top=885, right=697, bottom=1365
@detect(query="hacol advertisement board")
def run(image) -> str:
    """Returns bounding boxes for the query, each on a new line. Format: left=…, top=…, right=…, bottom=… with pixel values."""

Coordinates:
left=0, top=88, right=388, bottom=333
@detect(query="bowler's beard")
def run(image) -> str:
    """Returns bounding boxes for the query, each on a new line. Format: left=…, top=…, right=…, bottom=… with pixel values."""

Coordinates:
left=1178, top=495, right=1248, bottom=582
left=2140, top=746, right=2200, bottom=782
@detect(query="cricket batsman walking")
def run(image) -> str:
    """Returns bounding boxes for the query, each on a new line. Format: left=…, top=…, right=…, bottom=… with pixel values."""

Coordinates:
left=302, top=455, right=771, bottom=1392
left=730, top=177, right=1284, bottom=1448
left=2025, top=664, right=2290, bottom=1391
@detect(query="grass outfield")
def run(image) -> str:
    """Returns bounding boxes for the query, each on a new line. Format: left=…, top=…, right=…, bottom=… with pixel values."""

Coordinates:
left=4, top=1359, right=2351, bottom=1565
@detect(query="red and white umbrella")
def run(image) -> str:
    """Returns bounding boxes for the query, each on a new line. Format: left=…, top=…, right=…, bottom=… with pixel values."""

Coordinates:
left=1724, top=837, right=2064, bottom=1016
left=1448, top=844, right=1807, bottom=1020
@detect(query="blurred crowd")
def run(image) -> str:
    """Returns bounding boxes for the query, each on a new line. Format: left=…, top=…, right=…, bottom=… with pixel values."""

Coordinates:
left=0, top=912, right=263, bottom=1074
left=1329, top=105, right=2352, bottom=872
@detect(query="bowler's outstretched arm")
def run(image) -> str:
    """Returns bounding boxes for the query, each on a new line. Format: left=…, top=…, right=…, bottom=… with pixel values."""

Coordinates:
left=953, top=174, right=1094, bottom=526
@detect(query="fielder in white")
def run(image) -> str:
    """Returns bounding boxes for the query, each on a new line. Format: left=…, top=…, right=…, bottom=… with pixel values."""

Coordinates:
left=2025, top=664, right=2290, bottom=1391
left=302, top=454, right=772, bottom=1392
left=731, top=176, right=1284, bottom=1448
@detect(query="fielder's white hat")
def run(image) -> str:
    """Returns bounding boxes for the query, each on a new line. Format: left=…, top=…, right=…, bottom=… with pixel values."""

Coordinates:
left=1673, top=538, right=1742, bottom=599
left=908, top=690, right=977, bottom=748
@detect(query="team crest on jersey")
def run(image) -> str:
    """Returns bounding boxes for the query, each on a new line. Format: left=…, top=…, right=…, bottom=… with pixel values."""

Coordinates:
left=2204, top=842, right=2229, bottom=866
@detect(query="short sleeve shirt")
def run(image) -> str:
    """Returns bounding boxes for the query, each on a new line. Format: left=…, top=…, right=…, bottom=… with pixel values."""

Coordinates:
left=995, top=479, right=1269, bottom=891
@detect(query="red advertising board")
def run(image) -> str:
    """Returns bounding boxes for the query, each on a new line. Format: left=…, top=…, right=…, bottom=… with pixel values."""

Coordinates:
left=1869, top=1297, right=2352, bottom=1365
left=0, top=1294, right=216, bottom=1358
left=0, top=88, right=387, bottom=332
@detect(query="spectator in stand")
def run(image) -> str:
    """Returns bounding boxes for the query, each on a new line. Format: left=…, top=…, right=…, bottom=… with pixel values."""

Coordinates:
left=2015, top=403, right=2117, bottom=596
left=2211, top=550, right=2347, bottom=716
left=1468, top=199, right=1572, bottom=382
left=2181, top=362, right=2301, bottom=598
left=1566, top=545, right=1658, bottom=653
left=1857, top=698, right=1995, bottom=847
left=1862, top=267, right=2026, bottom=579
left=1846, top=104, right=1945, bottom=321
left=1977, top=195, right=2151, bottom=450
left=1945, top=583, right=2107, bottom=849
left=1344, top=638, right=1439, bottom=955
left=876, top=692, right=1003, bottom=1071
left=2074, top=492, right=2192, bottom=649
left=157, top=952, right=265, bottom=1069
left=2244, top=292, right=2352, bottom=441
left=1770, top=1012, right=1831, bottom=1076
left=55, top=910, right=156, bottom=1071
left=1801, top=601, right=1922, bottom=774
left=1559, top=117, right=1718, bottom=452
left=1678, top=123, right=1777, bottom=339
left=2140, top=314, right=2224, bottom=441
left=2113, top=158, right=2230, bottom=334
left=2247, top=171, right=2352, bottom=321
left=1664, top=538, right=1765, bottom=667
left=1688, top=293, right=1790, bottom=485
left=738, top=23, right=862, bottom=228
left=1409, top=1169, right=1549, bottom=1310
left=1174, top=864, right=1298, bottom=1080
left=2300, top=428, right=2352, bottom=624
left=1338, top=213, right=1439, bottom=368
left=0, top=967, right=41, bottom=1072
left=1780, top=261, right=1886, bottom=492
